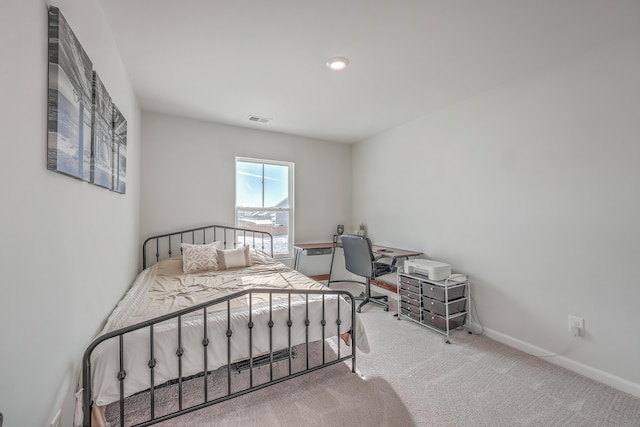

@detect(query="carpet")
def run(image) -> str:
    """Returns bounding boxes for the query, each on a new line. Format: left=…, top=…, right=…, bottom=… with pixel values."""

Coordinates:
left=106, top=282, right=640, bottom=426
left=106, top=339, right=414, bottom=427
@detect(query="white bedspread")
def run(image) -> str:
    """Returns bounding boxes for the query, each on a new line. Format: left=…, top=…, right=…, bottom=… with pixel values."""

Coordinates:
left=87, top=252, right=368, bottom=407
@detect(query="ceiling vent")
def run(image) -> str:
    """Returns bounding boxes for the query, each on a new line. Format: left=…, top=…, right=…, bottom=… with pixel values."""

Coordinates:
left=247, top=115, right=272, bottom=124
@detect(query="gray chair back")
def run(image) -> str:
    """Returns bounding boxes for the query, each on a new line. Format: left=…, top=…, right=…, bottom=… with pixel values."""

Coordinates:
left=341, top=234, right=374, bottom=278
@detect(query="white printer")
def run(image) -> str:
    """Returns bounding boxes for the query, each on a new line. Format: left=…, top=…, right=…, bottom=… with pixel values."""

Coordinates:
left=404, top=259, right=451, bottom=281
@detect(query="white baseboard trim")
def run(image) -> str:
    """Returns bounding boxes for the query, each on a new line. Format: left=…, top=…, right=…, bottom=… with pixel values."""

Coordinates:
left=470, top=323, right=640, bottom=399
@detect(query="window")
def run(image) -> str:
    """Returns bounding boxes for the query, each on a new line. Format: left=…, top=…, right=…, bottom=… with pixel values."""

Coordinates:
left=235, top=157, right=294, bottom=258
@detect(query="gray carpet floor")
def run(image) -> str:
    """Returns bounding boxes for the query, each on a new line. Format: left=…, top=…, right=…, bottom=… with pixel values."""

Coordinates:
left=106, top=282, right=640, bottom=426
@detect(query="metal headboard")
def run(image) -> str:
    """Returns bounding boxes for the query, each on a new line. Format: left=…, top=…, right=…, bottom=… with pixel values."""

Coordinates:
left=142, top=224, right=274, bottom=269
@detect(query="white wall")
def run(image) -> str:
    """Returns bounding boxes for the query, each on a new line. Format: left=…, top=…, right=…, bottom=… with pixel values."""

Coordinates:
left=0, top=1, right=140, bottom=426
left=141, top=112, right=351, bottom=275
left=352, top=32, right=640, bottom=396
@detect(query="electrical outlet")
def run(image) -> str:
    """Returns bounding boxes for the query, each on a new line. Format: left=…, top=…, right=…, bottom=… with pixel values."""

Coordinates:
left=50, top=409, right=61, bottom=427
left=568, top=315, right=584, bottom=337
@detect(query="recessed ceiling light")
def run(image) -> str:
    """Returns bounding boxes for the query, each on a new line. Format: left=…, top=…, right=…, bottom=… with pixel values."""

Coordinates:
left=326, top=56, right=349, bottom=71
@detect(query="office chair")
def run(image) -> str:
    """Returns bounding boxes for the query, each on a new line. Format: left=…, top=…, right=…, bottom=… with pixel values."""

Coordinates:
left=341, top=234, right=390, bottom=312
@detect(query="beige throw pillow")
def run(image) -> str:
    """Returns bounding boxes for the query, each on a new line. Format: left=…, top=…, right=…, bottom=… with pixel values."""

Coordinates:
left=181, top=241, right=223, bottom=273
left=217, top=246, right=252, bottom=270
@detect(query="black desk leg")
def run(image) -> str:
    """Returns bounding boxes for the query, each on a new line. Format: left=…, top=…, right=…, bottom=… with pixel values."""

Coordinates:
left=293, top=250, right=300, bottom=270
left=327, top=247, right=336, bottom=285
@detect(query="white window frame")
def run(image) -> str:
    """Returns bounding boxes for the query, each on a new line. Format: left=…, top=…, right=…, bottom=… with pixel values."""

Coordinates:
left=235, top=157, right=294, bottom=259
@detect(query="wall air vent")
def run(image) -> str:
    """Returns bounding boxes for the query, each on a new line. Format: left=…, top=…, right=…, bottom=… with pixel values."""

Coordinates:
left=247, top=115, right=272, bottom=124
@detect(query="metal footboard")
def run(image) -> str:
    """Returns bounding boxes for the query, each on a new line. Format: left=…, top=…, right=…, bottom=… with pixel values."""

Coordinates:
left=82, top=288, right=356, bottom=427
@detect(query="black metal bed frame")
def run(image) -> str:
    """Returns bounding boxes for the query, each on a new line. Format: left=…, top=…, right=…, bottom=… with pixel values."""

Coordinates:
left=141, top=224, right=275, bottom=269
left=82, top=224, right=357, bottom=427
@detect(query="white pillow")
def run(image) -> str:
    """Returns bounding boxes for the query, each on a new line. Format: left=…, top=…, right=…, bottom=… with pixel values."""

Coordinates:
left=217, top=246, right=252, bottom=270
left=181, top=241, right=223, bottom=273
left=249, top=247, right=273, bottom=265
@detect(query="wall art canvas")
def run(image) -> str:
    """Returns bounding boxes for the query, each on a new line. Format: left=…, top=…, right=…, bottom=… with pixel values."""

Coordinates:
left=90, top=72, right=114, bottom=189
left=47, top=7, right=93, bottom=181
left=112, top=105, right=127, bottom=194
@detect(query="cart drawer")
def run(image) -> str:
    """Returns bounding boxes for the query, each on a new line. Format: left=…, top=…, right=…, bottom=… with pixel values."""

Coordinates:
left=422, top=297, right=466, bottom=317
left=400, top=294, right=421, bottom=308
left=399, top=280, right=420, bottom=295
left=399, top=275, right=420, bottom=288
left=400, top=301, right=421, bottom=315
left=400, top=308, right=421, bottom=322
left=421, top=283, right=465, bottom=302
left=421, top=311, right=466, bottom=331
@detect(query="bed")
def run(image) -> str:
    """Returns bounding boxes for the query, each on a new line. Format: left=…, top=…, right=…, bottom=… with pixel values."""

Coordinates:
left=78, top=224, right=368, bottom=427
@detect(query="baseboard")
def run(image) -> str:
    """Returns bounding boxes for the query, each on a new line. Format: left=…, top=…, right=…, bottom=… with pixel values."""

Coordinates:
left=471, top=323, right=640, bottom=399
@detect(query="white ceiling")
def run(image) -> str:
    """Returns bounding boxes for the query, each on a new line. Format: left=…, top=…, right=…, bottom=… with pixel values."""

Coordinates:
left=99, top=0, right=640, bottom=143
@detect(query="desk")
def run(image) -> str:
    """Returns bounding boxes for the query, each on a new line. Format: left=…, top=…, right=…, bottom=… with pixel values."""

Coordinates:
left=293, top=238, right=422, bottom=285
left=369, top=245, right=423, bottom=273
left=292, top=242, right=335, bottom=274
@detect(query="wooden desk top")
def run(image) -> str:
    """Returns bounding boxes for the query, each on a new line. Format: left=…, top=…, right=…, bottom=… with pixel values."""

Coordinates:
left=371, top=245, right=422, bottom=259
left=293, top=242, right=422, bottom=259
left=293, top=242, right=335, bottom=250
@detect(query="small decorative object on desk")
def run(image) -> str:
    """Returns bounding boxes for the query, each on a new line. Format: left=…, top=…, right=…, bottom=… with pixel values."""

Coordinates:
left=337, top=224, right=344, bottom=235
left=358, top=223, right=367, bottom=236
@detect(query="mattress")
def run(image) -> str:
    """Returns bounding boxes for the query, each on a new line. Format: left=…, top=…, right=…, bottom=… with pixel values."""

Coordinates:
left=88, top=250, right=368, bottom=407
